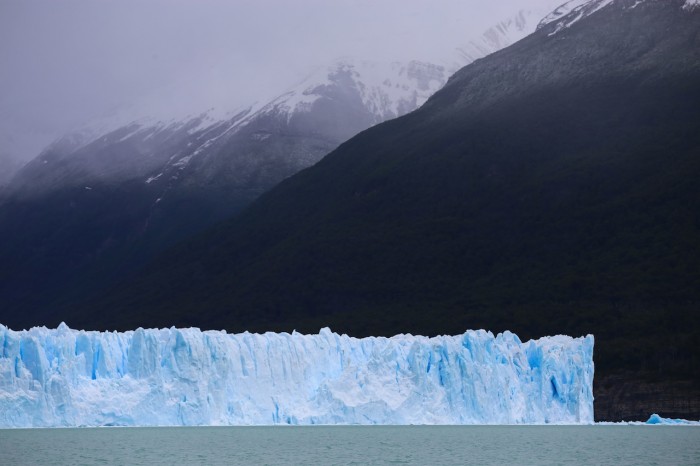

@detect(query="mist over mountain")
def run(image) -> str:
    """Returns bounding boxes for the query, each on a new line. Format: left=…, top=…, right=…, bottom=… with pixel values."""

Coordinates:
left=0, top=8, right=547, bottom=322
left=53, top=0, right=700, bottom=420
left=0, top=0, right=561, bottom=165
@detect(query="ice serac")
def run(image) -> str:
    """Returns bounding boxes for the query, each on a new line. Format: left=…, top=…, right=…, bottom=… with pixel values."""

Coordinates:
left=0, top=324, right=594, bottom=427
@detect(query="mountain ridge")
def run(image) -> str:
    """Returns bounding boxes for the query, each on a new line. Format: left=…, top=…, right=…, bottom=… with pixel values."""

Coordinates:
left=4, top=8, right=547, bottom=200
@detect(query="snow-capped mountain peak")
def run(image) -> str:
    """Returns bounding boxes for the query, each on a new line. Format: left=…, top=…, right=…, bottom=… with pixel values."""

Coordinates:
left=263, top=58, right=448, bottom=124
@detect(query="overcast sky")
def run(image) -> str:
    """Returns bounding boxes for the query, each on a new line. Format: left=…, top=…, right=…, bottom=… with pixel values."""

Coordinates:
left=0, top=0, right=561, bottom=163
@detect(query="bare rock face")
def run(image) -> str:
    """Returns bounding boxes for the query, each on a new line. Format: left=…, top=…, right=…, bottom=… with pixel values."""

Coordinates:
left=595, top=374, right=700, bottom=421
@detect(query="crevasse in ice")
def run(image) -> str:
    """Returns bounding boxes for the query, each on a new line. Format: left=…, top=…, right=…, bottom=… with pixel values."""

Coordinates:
left=0, top=323, right=594, bottom=427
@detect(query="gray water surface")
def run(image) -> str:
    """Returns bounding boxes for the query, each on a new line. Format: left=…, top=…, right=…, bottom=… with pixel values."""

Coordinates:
left=1, top=425, right=699, bottom=465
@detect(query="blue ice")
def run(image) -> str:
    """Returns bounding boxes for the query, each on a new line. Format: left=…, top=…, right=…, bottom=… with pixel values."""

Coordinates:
left=0, top=323, right=594, bottom=427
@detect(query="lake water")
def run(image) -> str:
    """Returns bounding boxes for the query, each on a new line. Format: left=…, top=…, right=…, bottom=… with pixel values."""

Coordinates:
left=1, top=425, right=698, bottom=465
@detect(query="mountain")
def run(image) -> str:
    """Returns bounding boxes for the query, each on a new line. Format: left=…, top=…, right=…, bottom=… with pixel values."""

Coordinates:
left=0, top=10, right=544, bottom=322
left=0, top=58, right=449, bottom=321
left=66, top=0, right=700, bottom=420
left=5, top=7, right=549, bottom=200
left=5, top=58, right=451, bottom=200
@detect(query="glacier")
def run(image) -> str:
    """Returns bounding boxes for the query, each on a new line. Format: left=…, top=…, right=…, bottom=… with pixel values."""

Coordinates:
left=0, top=324, right=594, bottom=427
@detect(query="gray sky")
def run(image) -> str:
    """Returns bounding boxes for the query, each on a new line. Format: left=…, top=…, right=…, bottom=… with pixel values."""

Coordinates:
left=0, top=0, right=561, bottom=163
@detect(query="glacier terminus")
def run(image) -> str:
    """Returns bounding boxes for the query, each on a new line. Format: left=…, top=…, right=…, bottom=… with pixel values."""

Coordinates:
left=0, top=324, right=594, bottom=427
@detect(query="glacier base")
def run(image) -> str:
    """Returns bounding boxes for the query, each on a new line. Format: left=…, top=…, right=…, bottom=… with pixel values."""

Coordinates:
left=0, top=324, right=593, bottom=427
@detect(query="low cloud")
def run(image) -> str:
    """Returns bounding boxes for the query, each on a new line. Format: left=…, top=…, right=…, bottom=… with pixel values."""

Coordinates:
left=0, top=0, right=561, bottom=162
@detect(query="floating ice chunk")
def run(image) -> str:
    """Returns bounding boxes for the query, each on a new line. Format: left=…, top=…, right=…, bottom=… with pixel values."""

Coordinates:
left=646, top=414, right=700, bottom=425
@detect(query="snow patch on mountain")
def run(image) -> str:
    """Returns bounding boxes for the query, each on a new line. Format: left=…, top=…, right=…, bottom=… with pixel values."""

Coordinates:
left=262, top=58, right=447, bottom=124
left=541, top=0, right=699, bottom=36
left=145, top=173, right=163, bottom=184
left=539, top=0, right=614, bottom=35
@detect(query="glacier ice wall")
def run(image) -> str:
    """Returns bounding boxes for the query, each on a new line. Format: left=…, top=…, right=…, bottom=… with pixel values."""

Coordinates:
left=0, top=324, right=594, bottom=427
